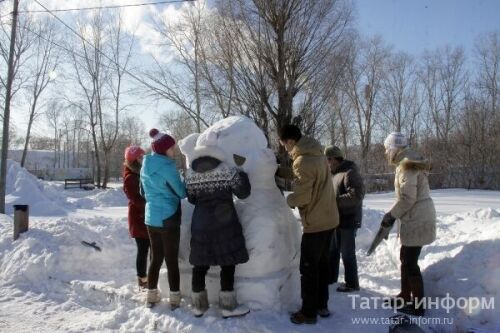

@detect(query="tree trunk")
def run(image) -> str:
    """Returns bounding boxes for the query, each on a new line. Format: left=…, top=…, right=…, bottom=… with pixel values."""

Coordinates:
left=20, top=110, right=35, bottom=168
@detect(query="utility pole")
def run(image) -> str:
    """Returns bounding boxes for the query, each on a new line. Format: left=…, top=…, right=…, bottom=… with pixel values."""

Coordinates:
left=0, top=0, right=20, bottom=214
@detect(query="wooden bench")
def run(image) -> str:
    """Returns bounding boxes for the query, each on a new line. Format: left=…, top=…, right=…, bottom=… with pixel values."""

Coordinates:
left=64, top=178, right=95, bottom=190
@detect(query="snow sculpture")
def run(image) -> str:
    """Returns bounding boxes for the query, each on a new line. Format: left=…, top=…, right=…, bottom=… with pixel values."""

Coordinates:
left=167, top=116, right=301, bottom=310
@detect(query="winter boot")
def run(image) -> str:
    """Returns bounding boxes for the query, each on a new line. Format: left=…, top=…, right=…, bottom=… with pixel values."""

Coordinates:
left=169, top=291, right=181, bottom=310
left=191, top=290, right=209, bottom=317
left=399, top=276, right=425, bottom=317
left=336, top=283, right=360, bottom=293
left=219, top=291, right=250, bottom=318
left=384, top=295, right=408, bottom=309
left=385, top=271, right=412, bottom=309
left=146, top=289, right=161, bottom=308
left=317, top=308, right=331, bottom=318
left=137, top=276, right=148, bottom=289
left=290, top=311, right=317, bottom=325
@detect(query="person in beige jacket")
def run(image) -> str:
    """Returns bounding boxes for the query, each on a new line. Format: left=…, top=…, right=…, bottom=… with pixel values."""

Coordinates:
left=382, top=132, right=436, bottom=317
left=279, top=124, right=339, bottom=325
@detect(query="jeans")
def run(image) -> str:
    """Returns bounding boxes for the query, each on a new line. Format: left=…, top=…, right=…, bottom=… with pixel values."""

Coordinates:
left=300, top=229, right=333, bottom=318
left=330, top=228, right=359, bottom=288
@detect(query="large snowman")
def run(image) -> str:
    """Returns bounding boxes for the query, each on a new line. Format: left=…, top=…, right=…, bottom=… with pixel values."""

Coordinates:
left=158, top=116, right=301, bottom=310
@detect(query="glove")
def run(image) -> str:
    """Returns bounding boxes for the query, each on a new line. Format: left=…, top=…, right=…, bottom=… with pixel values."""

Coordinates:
left=381, top=212, right=396, bottom=228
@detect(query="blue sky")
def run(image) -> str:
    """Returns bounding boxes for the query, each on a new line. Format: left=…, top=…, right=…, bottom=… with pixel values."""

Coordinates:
left=355, top=0, right=500, bottom=55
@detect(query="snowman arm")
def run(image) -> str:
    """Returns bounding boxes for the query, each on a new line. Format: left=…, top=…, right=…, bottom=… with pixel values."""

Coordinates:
left=231, top=170, right=251, bottom=199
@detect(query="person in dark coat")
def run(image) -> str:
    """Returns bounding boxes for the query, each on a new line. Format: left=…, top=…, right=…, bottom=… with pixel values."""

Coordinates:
left=184, top=136, right=251, bottom=318
left=122, top=145, right=149, bottom=289
left=325, top=146, right=365, bottom=293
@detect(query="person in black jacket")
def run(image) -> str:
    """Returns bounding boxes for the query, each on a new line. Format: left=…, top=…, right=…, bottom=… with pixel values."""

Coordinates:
left=184, top=140, right=251, bottom=318
left=325, top=146, right=365, bottom=292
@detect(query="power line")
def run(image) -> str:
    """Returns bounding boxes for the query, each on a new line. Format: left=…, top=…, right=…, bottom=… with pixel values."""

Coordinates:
left=21, top=0, right=195, bottom=13
left=31, top=0, right=177, bottom=106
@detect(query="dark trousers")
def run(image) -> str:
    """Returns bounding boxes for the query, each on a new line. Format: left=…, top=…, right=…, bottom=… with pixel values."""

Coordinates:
left=300, top=229, right=333, bottom=318
left=192, top=265, right=235, bottom=293
left=400, top=246, right=423, bottom=300
left=330, top=228, right=359, bottom=288
left=147, top=226, right=180, bottom=291
left=134, top=237, right=150, bottom=278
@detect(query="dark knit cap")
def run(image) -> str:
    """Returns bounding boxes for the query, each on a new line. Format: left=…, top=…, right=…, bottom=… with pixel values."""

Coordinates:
left=279, top=125, right=302, bottom=142
left=149, top=128, right=175, bottom=155
left=324, top=146, right=345, bottom=159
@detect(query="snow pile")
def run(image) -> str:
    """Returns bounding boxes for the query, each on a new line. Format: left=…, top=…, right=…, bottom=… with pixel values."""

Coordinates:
left=5, top=160, right=67, bottom=216
left=178, top=116, right=301, bottom=310
left=423, top=208, right=500, bottom=330
left=0, top=190, right=499, bottom=332
left=92, top=188, right=128, bottom=207
left=0, top=214, right=133, bottom=290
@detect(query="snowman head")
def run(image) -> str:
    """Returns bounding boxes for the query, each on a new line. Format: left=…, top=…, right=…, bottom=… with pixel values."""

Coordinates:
left=178, top=116, right=277, bottom=189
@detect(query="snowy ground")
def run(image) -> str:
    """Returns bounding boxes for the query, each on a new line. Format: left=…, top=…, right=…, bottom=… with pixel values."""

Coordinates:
left=1, top=164, right=499, bottom=333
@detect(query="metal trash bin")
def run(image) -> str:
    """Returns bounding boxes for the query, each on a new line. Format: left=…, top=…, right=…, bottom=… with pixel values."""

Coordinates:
left=13, top=204, right=29, bottom=240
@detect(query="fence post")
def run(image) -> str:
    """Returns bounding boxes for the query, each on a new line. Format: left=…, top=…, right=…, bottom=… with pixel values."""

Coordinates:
left=13, top=204, right=29, bottom=240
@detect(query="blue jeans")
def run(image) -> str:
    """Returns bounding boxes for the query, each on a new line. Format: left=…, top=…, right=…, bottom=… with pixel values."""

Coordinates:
left=330, top=228, right=359, bottom=288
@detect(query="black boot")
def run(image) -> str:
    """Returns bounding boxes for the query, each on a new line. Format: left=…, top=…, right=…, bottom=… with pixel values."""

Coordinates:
left=384, top=270, right=412, bottom=309
left=399, top=276, right=425, bottom=317
left=290, top=311, right=317, bottom=325
left=384, top=294, right=408, bottom=309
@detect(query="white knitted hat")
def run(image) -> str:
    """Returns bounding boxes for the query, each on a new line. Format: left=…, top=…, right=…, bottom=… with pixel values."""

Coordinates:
left=384, top=132, right=408, bottom=150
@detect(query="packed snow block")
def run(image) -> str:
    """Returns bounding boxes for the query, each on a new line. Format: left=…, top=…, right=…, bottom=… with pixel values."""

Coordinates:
left=5, top=160, right=67, bottom=216
left=176, top=116, right=302, bottom=310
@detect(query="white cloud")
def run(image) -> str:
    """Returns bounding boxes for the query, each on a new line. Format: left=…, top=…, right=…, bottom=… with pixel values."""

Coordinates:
left=26, top=0, right=202, bottom=61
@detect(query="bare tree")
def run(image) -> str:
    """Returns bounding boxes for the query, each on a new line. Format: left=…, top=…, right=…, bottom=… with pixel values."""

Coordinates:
left=145, top=2, right=211, bottom=132
left=420, top=46, right=466, bottom=145
left=216, top=0, right=353, bottom=134
left=475, top=32, right=499, bottom=118
left=342, top=35, right=390, bottom=171
left=20, top=19, right=60, bottom=167
left=68, top=11, right=134, bottom=187
left=326, top=88, right=352, bottom=153
left=160, top=110, right=197, bottom=141
left=0, top=6, right=36, bottom=115
left=68, top=13, right=106, bottom=186
left=100, top=12, right=135, bottom=188
left=380, top=51, right=422, bottom=141
left=45, top=100, right=63, bottom=168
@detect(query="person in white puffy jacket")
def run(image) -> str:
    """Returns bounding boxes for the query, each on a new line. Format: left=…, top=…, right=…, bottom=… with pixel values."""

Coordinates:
left=381, top=132, right=436, bottom=317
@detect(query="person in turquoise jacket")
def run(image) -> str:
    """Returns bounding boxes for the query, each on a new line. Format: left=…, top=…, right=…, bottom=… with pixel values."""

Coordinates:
left=140, top=128, right=186, bottom=310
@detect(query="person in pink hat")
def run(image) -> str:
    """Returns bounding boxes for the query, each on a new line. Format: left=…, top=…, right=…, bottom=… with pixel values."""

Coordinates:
left=140, top=129, right=186, bottom=309
left=122, top=145, right=149, bottom=289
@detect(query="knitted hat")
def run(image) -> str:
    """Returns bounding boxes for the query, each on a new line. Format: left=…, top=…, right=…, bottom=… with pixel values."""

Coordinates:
left=324, top=146, right=345, bottom=159
left=149, top=128, right=175, bottom=155
left=384, top=132, right=408, bottom=150
left=124, top=145, right=145, bottom=162
left=279, top=124, right=302, bottom=142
